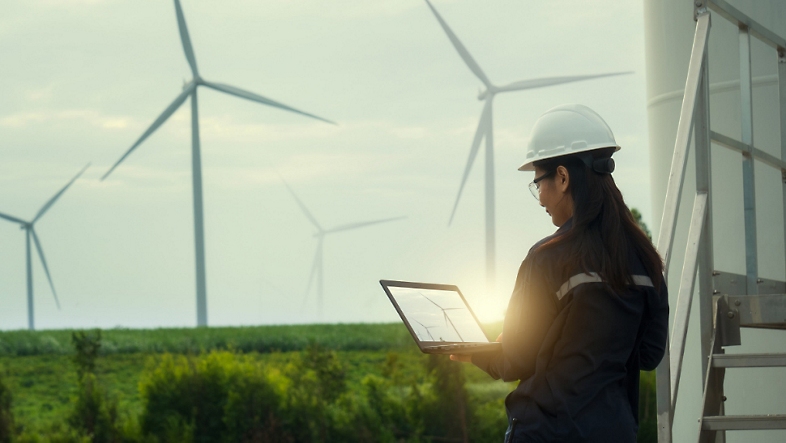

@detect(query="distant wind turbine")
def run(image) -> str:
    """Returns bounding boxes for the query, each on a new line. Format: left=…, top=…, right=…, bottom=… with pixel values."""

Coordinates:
left=424, top=0, right=631, bottom=289
left=102, top=0, right=334, bottom=327
left=0, top=164, right=90, bottom=330
left=282, top=180, right=405, bottom=320
left=420, top=292, right=464, bottom=341
left=413, top=319, right=439, bottom=341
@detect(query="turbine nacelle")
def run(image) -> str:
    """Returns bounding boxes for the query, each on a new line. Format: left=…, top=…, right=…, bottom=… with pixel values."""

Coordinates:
left=477, top=86, right=498, bottom=101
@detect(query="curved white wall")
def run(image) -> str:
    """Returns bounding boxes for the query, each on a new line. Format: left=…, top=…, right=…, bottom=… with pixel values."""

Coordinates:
left=644, top=0, right=786, bottom=441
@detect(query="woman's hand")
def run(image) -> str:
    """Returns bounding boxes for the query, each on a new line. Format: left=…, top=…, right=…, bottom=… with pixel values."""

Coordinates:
left=450, top=333, right=502, bottom=363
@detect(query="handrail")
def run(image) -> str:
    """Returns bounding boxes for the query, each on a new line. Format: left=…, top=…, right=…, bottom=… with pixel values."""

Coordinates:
left=656, top=12, right=711, bottom=273
left=669, top=192, right=708, bottom=412
left=655, top=12, right=711, bottom=443
left=710, top=131, right=786, bottom=173
left=707, top=0, right=786, bottom=50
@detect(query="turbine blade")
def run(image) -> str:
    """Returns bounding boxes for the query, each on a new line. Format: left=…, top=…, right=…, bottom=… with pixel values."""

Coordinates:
left=33, top=163, right=90, bottom=224
left=173, top=0, right=199, bottom=77
left=31, top=229, right=60, bottom=310
left=102, top=85, right=194, bottom=180
left=424, top=0, right=491, bottom=87
left=202, top=80, right=336, bottom=125
left=301, top=240, right=322, bottom=310
left=280, top=179, right=323, bottom=231
left=497, top=72, right=632, bottom=93
left=324, top=216, right=406, bottom=235
left=0, top=211, right=27, bottom=225
left=448, top=100, right=491, bottom=225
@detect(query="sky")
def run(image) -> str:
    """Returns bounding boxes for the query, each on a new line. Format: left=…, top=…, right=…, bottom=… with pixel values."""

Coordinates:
left=0, top=0, right=651, bottom=330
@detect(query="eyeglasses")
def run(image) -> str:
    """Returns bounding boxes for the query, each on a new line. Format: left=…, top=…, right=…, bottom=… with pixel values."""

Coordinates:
left=528, top=170, right=555, bottom=201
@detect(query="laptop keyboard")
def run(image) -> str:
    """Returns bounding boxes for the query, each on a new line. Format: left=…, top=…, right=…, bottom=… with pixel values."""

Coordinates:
left=429, top=343, right=491, bottom=351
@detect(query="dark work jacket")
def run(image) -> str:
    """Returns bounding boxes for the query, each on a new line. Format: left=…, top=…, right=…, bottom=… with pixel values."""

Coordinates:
left=472, top=220, right=669, bottom=442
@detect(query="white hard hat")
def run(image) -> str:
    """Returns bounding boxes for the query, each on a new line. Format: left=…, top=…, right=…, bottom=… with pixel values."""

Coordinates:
left=518, top=104, right=621, bottom=171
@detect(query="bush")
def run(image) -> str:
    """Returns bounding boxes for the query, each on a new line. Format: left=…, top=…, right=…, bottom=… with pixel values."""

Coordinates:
left=72, top=331, right=101, bottom=379
left=139, top=352, right=291, bottom=443
left=278, top=344, right=348, bottom=442
left=67, top=373, right=121, bottom=443
left=223, top=363, right=288, bottom=443
left=65, top=329, right=130, bottom=443
left=420, top=354, right=470, bottom=442
left=638, top=370, right=657, bottom=443
left=16, top=423, right=91, bottom=443
left=0, top=370, right=13, bottom=443
left=139, top=353, right=231, bottom=442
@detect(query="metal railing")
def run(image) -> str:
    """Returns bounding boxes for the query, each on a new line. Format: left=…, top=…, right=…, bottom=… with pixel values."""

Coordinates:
left=655, top=1, right=786, bottom=442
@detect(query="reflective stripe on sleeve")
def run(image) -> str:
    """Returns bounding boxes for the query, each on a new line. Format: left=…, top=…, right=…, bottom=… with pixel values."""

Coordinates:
left=555, top=273, right=655, bottom=300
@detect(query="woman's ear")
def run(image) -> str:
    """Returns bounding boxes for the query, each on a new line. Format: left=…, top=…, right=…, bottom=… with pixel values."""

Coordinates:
left=556, top=165, right=570, bottom=193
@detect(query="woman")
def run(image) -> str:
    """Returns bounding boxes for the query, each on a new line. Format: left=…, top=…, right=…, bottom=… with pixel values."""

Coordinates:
left=452, top=104, right=668, bottom=442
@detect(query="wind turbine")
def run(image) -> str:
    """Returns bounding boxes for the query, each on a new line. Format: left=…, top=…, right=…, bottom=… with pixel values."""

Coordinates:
left=424, top=0, right=631, bottom=289
left=0, top=164, right=90, bottom=330
left=281, top=180, right=405, bottom=320
left=413, top=319, right=440, bottom=341
left=101, top=0, right=334, bottom=327
left=420, top=292, right=464, bottom=341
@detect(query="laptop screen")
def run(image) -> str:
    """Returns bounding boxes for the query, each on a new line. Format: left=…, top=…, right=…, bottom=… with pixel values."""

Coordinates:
left=386, top=285, right=490, bottom=343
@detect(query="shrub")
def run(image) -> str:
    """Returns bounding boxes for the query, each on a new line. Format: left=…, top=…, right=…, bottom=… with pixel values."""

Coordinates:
left=278, top=344, right=348, bottom=442
left=223, top=363, right=287, bottom=443
left=72, top=331, right=101, bottom=379
left=139, top=353, right=231, bottom=442
left=67, top=373, right=121, bottom=443
left=420, top=354, right=470, bottom=442
left=66, top=330, right=127, bottom=443
left=0, top=370, right=13, bottom=443
left=638, top=370, right=657, bottom=443
left=139, top=352, right=290, bottom=443
left=16, top=423, right=91, bottom=443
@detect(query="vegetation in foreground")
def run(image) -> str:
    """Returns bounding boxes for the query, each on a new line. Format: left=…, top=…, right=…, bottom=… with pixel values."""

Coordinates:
left=0, top=324, right=656, bottom=442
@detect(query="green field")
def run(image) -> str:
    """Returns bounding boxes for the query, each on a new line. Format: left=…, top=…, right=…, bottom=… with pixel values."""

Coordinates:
left=0, top=323, right=655, bottom=442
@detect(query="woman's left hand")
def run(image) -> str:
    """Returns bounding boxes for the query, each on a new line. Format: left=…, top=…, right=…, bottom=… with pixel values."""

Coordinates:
left=449, top=354, right=472, bottom=363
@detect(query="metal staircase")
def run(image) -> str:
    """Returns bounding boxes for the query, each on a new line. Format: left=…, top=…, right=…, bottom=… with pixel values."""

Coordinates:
left=654, top=1, right=786, bottom=442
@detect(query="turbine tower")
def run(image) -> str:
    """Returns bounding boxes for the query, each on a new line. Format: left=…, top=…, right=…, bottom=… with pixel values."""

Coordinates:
left=282, top=180, right=405, bottom=320
left=102, top=0, right=334, bottom=327
left=424, top=0, right=630, bottom=289
left=0, top=164, right=90, bottom=330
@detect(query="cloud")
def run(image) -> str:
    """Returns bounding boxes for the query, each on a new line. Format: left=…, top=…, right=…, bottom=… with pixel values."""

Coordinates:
left=0, top=108, right=134, bottom=130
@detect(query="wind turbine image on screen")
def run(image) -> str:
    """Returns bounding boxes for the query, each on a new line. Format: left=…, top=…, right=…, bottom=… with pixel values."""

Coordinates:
left=424, top=0, right=630, bottom=290
left=420, top=292, right=464, bottom=341
left=0, top=164, right=90, bottom=330
left=282, top=180, right=406, bottom=320
left=101, top=0, right=334, bottom=327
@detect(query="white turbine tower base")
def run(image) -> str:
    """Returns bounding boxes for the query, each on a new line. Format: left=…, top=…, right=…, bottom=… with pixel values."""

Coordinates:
left=281, top=179, right=406, bottom=321
left=424, top=0, right=631, bottom=291
left=0, top=163, right=90, bottom=330
left=102, top=0, right=334, bottom=327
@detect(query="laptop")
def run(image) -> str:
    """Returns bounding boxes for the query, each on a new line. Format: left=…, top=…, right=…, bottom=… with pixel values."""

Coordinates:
left=379, top=280, right=501, bottom=354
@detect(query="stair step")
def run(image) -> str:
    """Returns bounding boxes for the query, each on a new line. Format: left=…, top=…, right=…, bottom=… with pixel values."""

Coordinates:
left=727, top=294, right=786, bottom=330
left=712, top=353, right=786, bottom=368
left=701, top=415, right=786, bottom=431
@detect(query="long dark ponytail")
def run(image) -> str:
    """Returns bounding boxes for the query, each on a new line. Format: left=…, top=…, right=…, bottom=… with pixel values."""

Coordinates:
left=534, top=152, right=663, bottom=292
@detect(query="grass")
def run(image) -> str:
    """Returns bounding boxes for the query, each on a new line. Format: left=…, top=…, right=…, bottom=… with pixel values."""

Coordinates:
left=0, top=323, right=428, bottom=357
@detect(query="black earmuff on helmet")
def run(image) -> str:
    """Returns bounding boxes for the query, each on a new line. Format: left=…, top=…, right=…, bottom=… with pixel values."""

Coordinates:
left=577, top=153, right=615, bottom=174
left=592, top=157, right=615, bottom=174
